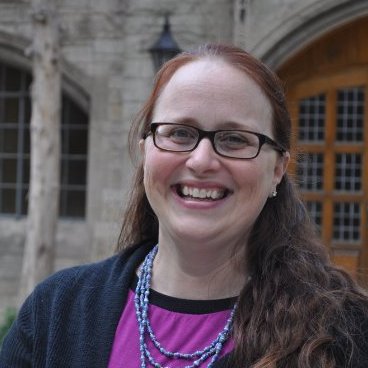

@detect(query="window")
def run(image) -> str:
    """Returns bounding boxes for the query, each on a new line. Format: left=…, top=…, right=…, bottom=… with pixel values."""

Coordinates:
left=297, top=153, right=324, bottom=191
left=0, top=63, right=88, bottom=218
left=336, top=87, right=364, bottom=142
left=333, top=202, right=360, bottom=242
left=334, top=153, right=362, bottom=192
left=293, top=85, right=366, bottom=251
left=298, top=94, right=325, bottom=142
left=305, top=201, right=322, bottom=229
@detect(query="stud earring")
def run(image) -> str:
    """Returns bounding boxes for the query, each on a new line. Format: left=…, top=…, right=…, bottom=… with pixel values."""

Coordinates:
left=270, top=189, right=277, bottom=198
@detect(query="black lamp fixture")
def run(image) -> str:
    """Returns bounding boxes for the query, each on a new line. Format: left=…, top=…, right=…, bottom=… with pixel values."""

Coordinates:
left=149, top=14, right=181, bottom=72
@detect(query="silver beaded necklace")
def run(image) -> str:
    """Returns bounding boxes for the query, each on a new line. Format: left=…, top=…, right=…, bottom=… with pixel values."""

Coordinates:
left=134, top=245, right=237, bottom=368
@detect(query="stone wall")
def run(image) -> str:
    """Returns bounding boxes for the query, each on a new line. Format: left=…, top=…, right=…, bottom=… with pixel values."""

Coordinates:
left=1, top=0, right=366, bottom=315
left=0, top=0, right=234, bottom=313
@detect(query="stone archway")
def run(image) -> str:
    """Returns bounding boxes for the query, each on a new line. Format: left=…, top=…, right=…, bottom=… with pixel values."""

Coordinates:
left=238, top=0, right=368, bottom=69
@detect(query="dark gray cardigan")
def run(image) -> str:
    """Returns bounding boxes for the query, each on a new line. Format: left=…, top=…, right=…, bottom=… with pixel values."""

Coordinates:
left=1, top=241, right=368, bottom=367
left=0, top=242, right=231, bottom=368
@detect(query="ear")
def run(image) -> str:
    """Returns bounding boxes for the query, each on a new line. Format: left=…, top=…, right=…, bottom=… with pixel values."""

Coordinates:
left=273, top=151, right=290, bottom=186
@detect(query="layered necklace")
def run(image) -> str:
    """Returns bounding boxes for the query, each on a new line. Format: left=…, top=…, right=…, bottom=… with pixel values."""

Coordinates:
left=134, top=245, right=238, bottom=368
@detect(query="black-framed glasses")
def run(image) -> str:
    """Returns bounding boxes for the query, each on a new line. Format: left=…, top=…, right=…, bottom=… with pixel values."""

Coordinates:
left=143, top=123, right=286, bottom=159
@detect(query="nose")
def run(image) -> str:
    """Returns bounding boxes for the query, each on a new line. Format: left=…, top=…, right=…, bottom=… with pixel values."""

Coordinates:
left=185, top=138, right=221, bottom=174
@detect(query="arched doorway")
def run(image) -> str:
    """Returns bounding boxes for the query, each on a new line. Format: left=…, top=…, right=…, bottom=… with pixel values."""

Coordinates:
left=278, top=17, right=368, bottom=284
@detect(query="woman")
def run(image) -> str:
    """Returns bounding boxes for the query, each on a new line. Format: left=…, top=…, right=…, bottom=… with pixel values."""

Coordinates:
left=1, top=44, right=368, bottom=368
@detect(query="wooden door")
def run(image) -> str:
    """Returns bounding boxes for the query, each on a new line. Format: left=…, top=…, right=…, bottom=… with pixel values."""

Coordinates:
left=278, top=17, right=368, bottom=284
left=287, top=71, right=368, bottom=283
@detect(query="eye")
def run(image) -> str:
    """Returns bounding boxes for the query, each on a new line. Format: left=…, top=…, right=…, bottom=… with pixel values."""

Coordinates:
left=159, top=125, right=197, bottom=144
left=216, top=131, right=255, bottom=149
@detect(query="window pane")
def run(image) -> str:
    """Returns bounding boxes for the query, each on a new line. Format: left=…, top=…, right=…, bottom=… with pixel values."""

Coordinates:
left=25, top=74, right=32, bottom=91
left=0, top=65, right=3, bottom=90
left=24, top=97, right=31, bottom=124
left=2, top=159, right=17, bottom=183
left=62, top=131, right=87, bottom=155
left=1, top=188, right=16, bottom=213
left=306, top=201, right=322, bottom=229
left=333, top=202, right=360, bottom=242
left=60, top=189, right=85, bottom=218
left=298, top=94, right=325, bottom=142
left=64, top=98, right=88, bottom=125
left=21, top=187, right=29, bottom=215
left=335, top=153, right=361, bottom=191
left=0, top=128, right=18, bottom=153
left=61, top=128, right=67, bottom=155
left=297, top=153, right=324, bottom=191
left=336, top=87, right=364, bottom=142
left=4, top=66, right=22, bottom=91
left=22, top=158, right=30, bottom=184
left=60, top=97, right=88, bottom=218
left=23, top=127, right=30, bottom=154
left=68, top=128, right=88, bottom=155
left=4, top=98, right=19, bottom=123
left=67, top=159, right=87, bottom=185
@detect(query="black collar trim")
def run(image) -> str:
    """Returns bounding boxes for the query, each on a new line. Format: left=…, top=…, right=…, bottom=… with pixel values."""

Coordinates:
left=131, top=274, right=237, bottom=314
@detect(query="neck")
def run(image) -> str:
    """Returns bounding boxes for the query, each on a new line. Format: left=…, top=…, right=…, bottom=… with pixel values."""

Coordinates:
left=135, top=244, right=238, bottom=367
left=150, top=238, right=248, bottom=300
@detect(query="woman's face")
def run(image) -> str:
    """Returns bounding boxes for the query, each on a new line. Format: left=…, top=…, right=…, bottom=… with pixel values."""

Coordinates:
left=141, top=58, right=289, bottom=250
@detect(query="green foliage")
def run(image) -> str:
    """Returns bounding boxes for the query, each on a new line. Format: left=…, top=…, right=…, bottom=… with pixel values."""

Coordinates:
left=0, top=308, right=17, bottom=348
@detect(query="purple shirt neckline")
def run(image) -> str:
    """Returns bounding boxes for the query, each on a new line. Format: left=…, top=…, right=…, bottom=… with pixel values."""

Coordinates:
left=108, top=283, right=236, bottom=368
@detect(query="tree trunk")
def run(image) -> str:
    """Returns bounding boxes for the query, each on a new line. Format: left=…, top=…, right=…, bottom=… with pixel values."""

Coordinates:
left=18, top=0, right=61, bottom=304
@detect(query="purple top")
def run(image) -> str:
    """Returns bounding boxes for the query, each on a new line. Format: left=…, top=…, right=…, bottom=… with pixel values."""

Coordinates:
left=108, top=279, right=236, bottom=367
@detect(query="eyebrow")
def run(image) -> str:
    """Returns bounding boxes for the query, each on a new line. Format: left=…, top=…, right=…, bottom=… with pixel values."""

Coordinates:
left=158, top=119, right=258, bottom=132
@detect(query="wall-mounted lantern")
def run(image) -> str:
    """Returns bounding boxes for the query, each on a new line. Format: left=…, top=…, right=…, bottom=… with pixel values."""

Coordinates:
left=149, top=15, right=181, bottom=72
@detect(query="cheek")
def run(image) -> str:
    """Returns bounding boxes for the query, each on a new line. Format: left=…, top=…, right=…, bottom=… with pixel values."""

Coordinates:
left=142, top=148, right=178, bottom=194
left=143, top=157, right=164, bottom=212
left=143, top=154, right=160, bottom=193
left=235, top=161, right=274, bottom=196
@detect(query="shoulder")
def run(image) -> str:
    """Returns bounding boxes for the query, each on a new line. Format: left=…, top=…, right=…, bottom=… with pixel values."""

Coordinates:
left=33, top=241, right=154, bottom=302
left=0, top=241, right=155, bottom=366
left=31, top=254, right=119, bottom=303
left=3, top=242, right=153, bottom=341
left=40, top=255, right=119, bottom=288
left=10, top=241, right=154, bottom=322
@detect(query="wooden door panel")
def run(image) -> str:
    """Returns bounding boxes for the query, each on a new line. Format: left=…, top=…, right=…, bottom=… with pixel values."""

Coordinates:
left=278, top=16, right=368, bottom=284
left=287, top=72, right=368, bottom=284
left=332, top=250, right=360, bottom=278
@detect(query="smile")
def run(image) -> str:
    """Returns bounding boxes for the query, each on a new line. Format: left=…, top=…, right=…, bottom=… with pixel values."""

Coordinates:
left=176, top=185, right=229, bottom=200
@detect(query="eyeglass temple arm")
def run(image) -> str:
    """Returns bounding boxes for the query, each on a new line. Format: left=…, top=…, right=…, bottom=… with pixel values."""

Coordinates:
left=263, top=136, right=287, bottom=154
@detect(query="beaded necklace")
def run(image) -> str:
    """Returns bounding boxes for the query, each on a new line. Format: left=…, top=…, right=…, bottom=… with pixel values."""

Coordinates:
left=134, top=245, right=238, bottom=368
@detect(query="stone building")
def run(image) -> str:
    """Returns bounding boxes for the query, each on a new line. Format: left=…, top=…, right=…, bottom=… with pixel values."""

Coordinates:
left=0, top=0, right=367, bottom=313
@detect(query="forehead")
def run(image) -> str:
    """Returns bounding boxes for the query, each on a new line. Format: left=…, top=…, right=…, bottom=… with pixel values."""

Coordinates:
left=152, top=58, right=273, bottom=132
left=161, top=58, right=265, bottom=97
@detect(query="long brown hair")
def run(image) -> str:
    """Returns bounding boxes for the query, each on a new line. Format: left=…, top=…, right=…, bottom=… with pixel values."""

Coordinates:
left=117, top=44, right=368, bottom=367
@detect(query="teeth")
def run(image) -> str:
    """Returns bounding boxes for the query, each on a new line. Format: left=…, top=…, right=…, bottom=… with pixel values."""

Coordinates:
left=211, top=191, right=220, bottom=199
left=182, top=186, right=189, bottom=196
left=180, top=185, right=225, bottom=200
left=199, top=189, right=206, bottom=198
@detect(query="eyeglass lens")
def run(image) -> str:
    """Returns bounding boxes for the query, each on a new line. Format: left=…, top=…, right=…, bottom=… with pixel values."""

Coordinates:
left=153, top=124, right=262, bottom=159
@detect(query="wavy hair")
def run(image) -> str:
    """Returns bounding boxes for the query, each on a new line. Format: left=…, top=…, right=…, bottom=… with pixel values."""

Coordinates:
left=117, top=44, right=368, bottom=367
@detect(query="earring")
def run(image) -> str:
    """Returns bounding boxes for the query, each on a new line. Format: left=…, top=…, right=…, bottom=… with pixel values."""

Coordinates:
left=270, top=189, right=277, bottom=198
